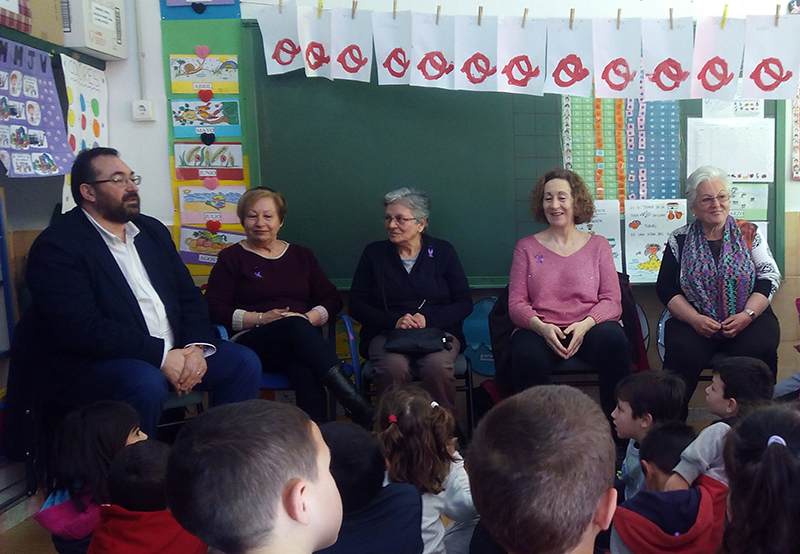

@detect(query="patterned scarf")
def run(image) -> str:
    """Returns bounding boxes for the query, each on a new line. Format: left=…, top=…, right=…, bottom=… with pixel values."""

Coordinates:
left=679, top=216, right=755, bottom=322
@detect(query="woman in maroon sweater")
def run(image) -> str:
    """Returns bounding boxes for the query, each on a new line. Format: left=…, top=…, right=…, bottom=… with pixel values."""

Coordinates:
left=205, top=188, right=373, bottom=425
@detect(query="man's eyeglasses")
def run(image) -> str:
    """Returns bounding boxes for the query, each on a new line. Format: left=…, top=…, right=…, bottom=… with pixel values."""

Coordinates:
left=383, top=215, right=418, bottom=225
left=698, top=192, right=730, bottom=207
left=87, top=175, right=142, bottom=187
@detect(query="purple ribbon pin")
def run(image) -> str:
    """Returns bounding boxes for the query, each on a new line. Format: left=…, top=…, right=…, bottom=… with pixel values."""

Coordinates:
left=428, top=247, right=434, bottom=258
left=254, top=267, right=262, bottom=278
left=535, top=253, right=544, bottom=263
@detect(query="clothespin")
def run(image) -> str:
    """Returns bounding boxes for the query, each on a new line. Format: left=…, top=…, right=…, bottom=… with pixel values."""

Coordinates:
left=721, top=4, right=728, bottom=29
left=351, top=1, right=357, bottom=19
left=522, top=7, right=528, bottom=28
left=569, top=8, right=575, bottom=29
left=478, top=6, right=483, bottom=26
left=617, top=8, right=621, bottom=29
left=279, top=0, right=282, bottom=14
left=775, top=4, right=781, bottom=26
left=669, top=8, right=673, bottom=29
left=436, top=5, right=441, bottom=25
left=393, top=0, right=397, bottom=19
left=317, top=0, right=323, bottom=19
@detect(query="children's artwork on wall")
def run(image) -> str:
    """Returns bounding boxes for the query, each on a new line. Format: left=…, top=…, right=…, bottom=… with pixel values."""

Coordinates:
left=179, top=224, right=245, bottom=266
left=0, top=40, right=72, bottom=177
left=576, top=199, right=623, bottom=272
left=331, top=6, right=373, bottom=83
left=372, top=11, right=411, bottom=85
left=171, top=98, right=241, bottom=138
left=728, top=182, right=768, bottom=220
left=298, top=6, right=332, bottom=80
left=592, top=18, right=642, bottom=99
left=792, top=86, right=799, bottom=180
left=543, top=18, right=593, bottom=97
left=170, top=54, right=239, bottom=94
left=410, top=12, right=455, bottom=90
left=179, top=184, right=246, bottom=224
left=60, top=54, right=109, bottom=154
left=256, top=1, right=304, bottom=75
left=741, top=15, right=800, bottom=100
left=174, top=141, right=244, bottom=180
left=641, top=17, right=693, bottom=101
left=691, top=17, right=745, bottom=101
left=496, top=16, right=546, bottom=96
left=454, top=14, right=498, bottom=93
left=624, top=199, right=687, bottom=284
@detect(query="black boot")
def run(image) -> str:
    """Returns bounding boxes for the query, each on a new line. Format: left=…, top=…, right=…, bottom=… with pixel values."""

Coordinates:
left=320, top=363, right=375, bottom=428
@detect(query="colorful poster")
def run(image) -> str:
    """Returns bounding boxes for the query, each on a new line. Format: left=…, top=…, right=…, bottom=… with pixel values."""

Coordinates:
left=170, top=55, right=239, bottom=94
left=454, top=15, right=498, bottom=92
left=174, top=141, right=244, bottom=180
left=624, top=199, right=687, bottom=284
left=576, top=199, right=623, bottom=272
left=641, top=17, right=693, bottom=101
left=624, top=97, right=681, bottom=200
left=256, top=2, right=304, bottom=75
left=742, top=15, right=800, bottom=100
left=496, top=15, right=546, bottom=96
left=60, top=54, right=109, bottom=154
left=179, top=225, right=245, bottom=266
left=372, top=11, right=412, bottom=85
left=543, top=18, right=594, bottom=97
left=0, top=40, right=72, bottom=177
left=171, top=98, right=241, bottom=138
left=728, top=182, right=768, bottom=220
left=691, top=17, right=746, bottom=101
left=298, top=6, right=332, bottom=80
left=410, top=13, right=455, bottom=90
left=179, top=184, right=246, bottom=224
left=592, top=18, right=641, bottom=99
left=331, top=7, right=373, bottom=83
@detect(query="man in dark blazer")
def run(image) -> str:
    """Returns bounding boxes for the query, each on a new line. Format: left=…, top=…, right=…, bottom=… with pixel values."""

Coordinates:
left=23, top=147, right=261, bottom=435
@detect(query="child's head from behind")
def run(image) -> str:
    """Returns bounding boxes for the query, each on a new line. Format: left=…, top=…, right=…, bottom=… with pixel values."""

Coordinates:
left=320, top=421, right=385, bottom=514
left=707, top=356, right=774, bottom=419
left=723, top=404, right=800, bottom=554
left=612, top=371, right=685, bottom=442
left=376, top=387, right=455, bottom=495
left=638, top=421, right=696, bottom=492
left=53, top=401, right=141, bottom=507
left=108, top=440, right=170, bottom=512
left=467, top=386, right=617, bottom=554
left=167, top=400, right=342, bottom=554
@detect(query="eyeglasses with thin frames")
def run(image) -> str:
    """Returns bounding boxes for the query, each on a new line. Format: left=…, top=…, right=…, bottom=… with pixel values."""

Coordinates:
left=383, top=215, right=418, bottom=225
left=698, top=192, right=729, bottom=207
left=87, top=175, right=142, bottom=187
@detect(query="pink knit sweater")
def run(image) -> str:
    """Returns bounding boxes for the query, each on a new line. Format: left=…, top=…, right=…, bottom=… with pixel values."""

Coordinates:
left=508, top=234, right=622, bottom=329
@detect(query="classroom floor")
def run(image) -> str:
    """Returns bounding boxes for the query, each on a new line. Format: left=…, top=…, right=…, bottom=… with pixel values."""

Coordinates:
left=1, top=517, right=56, bottom=554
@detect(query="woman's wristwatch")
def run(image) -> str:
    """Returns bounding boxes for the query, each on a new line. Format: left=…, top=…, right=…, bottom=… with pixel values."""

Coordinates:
left=744, top=308, right=756, bottom=319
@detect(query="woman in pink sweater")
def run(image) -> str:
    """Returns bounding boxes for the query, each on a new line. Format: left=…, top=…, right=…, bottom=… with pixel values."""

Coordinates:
left=508, top=169, right=631, bottom=417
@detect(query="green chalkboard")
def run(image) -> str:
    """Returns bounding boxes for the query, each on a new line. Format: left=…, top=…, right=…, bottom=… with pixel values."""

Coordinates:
left=241, top=21, right=560, bottom=288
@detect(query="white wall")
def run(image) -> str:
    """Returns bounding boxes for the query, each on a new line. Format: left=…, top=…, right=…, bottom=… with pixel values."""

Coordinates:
left=102, top=0, right=795, bottom=226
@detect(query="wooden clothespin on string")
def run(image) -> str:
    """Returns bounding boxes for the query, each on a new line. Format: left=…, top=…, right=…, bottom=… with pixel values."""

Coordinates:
left=522, top=7, right=528, bottom=28
left=617, top=8, right=621, bottom=29
left=775, top=4, right=781, bottom=26
left=720, top=4, right=728, bottom=29
left=669, top=8, right=673, bottom=30
left=393, top=0, right=397, bottom=20
left=569, top=8, right=575, bottom=29
left=478, top=6, right=483, bottom=26
left=317, top=0, right=323, bottom=19
left=351, top=1, right=357, bottom=19
left=279, top=0, right=282, bottom=14
left=436, top=5, right=441, bottom=25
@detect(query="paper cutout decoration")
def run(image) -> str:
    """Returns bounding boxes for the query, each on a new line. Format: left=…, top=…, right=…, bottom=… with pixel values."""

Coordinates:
left=0, top=40, right=73, bottom=177
left=691, top=17, right=745, bottom=101
left=198, top=89, right=213, bottom=102
left=372, top=11, right=412, bottom=85
left=453, top=15, right=498, bottom=92
left=496, top=16, right=546, bottom=96
left=411, top=12, right=455, bottom=90
left=171, top=98, right=241, bottom=138
left=256, top=1, right=304, bottom=76
left=170, top=55, right=239, bottom=94
left=624, top=199, right=687, bottom=284
left=330, top=7, right=373, bottom=82
left=298, top=6, right=333, bottom=80
left=543, top=18, right=594, bottom=97
left=742, top=15, right=800, bottom=99
left=179, top=184, right=247, bottom=224
left=179, top=225, right=246, bottom=266
left=592, top=18, right=641, bottom=99
left=174, top=141, right=244, bottom=180
left=576, top=199, right=623, bottom=272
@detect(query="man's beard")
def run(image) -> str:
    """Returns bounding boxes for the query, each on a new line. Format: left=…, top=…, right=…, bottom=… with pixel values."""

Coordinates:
left=100, top=192, right=140, bottom=223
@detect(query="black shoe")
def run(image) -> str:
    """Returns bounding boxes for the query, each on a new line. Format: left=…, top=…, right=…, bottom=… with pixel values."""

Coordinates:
left=320, top=363, right=375, bottom=429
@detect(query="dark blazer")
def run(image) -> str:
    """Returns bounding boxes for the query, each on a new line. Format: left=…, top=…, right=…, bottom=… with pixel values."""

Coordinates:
left=349, top=234, right=472, bottom=358
left=24, top=207, right=215, bottom=383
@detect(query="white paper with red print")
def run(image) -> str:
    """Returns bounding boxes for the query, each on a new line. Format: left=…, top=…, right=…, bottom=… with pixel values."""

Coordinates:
left=256, top=2, right=304, bottom=75
left=691, top=17, right=745, bottom=101
left=742, top=15, right=800, bottom=100
left=454, top=15, right=498, bottom=92
left=592, top=18, right=641, bottom=99
left=297, top=6, right=332, bottom=80
left=410, top=13, right=455, bottom=90
left=543, top=18, right=593, bottom=97
left=496, top=16, right=546, bottom=96
left=641, top=17, right=693, bottom=101
left=331, top=7, right=373, bottom=83
left=373, top=11, right=412, bottom=85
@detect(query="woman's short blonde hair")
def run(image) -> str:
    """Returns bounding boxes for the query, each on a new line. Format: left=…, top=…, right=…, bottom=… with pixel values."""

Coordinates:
left=236, top=187, right=287, bottom=225
left=530, top=169, right=594, bottom=225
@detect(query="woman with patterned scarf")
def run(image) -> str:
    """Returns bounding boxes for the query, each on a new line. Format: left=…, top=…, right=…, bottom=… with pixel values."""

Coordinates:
left=657, top=166, right=780, bottom=420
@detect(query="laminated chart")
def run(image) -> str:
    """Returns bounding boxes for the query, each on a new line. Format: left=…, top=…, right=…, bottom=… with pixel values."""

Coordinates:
left=624, top=98, right=680, bottom=200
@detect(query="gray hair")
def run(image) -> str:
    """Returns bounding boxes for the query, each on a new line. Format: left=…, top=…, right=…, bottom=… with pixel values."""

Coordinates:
left=685, top=166, right=732, bottom=207
left=383, top=187, right=430, bottom=222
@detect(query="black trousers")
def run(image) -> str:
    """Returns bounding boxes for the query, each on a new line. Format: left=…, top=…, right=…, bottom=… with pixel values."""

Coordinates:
left=509, top=321, right=632, bottom=417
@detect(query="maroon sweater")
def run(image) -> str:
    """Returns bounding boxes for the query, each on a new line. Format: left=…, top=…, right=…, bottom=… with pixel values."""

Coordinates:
left=205, top=242, right=342, bottom=334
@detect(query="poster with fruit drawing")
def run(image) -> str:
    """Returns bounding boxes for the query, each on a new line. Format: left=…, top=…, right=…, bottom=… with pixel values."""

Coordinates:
left=179, top=185, right=246, bottom=224
left=576, top=199, right=622, bottom=272
left=179, top=224, right=245, bottom=266
left=174, top=141, right=243, bottom=180
left=624, top=199, right=686, bottom=283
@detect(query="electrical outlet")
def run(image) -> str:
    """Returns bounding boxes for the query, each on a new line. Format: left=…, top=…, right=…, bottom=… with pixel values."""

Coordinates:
left=132, top=100, right=156, bottom=122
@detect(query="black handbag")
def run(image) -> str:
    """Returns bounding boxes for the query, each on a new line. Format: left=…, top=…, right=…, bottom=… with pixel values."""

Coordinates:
left=384, top=328, right=452, bottom=355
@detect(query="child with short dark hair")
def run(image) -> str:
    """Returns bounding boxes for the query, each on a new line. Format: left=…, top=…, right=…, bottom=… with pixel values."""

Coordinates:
left=87, top=440, right=205, bottom=554
left=467, top=385, right=617, bottom=554
left=316, top=421, right=424, bottom=554
left=611, top=370, right=685, bottom=499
